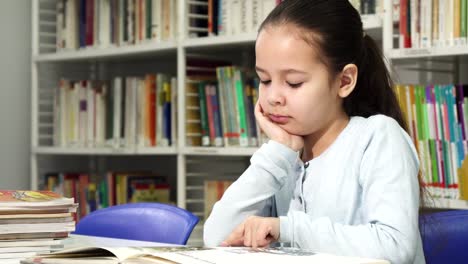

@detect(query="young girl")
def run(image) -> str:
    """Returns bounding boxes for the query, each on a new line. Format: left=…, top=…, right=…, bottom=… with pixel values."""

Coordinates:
left=204, top=1, right=425, bottom=263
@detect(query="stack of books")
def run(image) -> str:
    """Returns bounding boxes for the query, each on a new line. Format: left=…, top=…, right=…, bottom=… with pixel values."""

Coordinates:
left=0, top=190, right=77, bottom=264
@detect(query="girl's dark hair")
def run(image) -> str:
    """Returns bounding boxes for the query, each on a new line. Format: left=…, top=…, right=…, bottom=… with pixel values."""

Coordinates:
left=259, top=0, right=426, bottom=207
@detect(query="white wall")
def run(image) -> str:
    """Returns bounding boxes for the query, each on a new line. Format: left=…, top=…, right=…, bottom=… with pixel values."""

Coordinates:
left=0, top=1, right=31, bottom=189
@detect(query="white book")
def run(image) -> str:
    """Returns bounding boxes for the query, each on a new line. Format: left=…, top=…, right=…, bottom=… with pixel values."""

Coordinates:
left=410, top=0, right=420, bottom=48
left=151, top=0, right=162, bottom=42
left=68, top=82, right=80, bottom=147
left=125, top=77, right=136, bottom=147
left=86, top=81, right=95, bottom=147
left=445, top=0, right=455, bottom=46
left=65, top=0, right=78, bottom=50
left=112, top=77, right=122, bottom=148
left=0, top=239, right=63, bottom=248
left=99, top=0, right=111, bottom=48
left=231, top=0, right=242, bottom=35
left=420, top=0, right=432, bottom=48
left=252, top=0, right=261, bottom=33
left=0, top=222, right=75, bottom=234
left=78, top=81, right=88, bottom=147
left=95, top=83, right=107, bottom=147
left=131, top=78, right=138, bottom=147
left=0, top=246, right=52, bottom=253
left=169, top=0, right=177, bottom=40
left=242, top=0, right=253, bottom=33
left=136, top=79, right=145, bottom=147
left=170, top=77, right=177, bottom=147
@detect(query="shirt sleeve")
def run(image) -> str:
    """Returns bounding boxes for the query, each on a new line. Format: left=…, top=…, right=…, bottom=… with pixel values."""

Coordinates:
left=203, top=140, right=299, bottom=247
left=278, top=117, right=421, bottom=264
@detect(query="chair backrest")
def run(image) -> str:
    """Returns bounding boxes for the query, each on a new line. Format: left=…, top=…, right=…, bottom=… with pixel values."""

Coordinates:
left=74, top=203, right=199, bottom=245
left=420, top=210, right=468, bottom=264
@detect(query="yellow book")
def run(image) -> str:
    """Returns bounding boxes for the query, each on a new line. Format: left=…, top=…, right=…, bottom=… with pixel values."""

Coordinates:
left=459, top=157, right=468, bottom=200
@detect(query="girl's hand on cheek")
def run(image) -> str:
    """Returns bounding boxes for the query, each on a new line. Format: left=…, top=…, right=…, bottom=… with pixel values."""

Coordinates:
left=255, top=102, right=304, bottom=151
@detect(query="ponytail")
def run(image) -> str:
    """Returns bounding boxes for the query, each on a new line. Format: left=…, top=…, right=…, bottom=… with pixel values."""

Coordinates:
left=344, top=35, right=408, bottom=132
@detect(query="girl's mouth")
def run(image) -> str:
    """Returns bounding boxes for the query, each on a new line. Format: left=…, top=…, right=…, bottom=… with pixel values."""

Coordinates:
left=268, top=114, right=289, bottom=124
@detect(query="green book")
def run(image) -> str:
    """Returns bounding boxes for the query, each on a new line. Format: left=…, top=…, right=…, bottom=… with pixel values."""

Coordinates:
left=233, top=69, right=248, bottom=147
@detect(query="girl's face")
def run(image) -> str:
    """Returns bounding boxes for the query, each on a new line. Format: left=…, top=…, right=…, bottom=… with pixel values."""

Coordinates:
left=255, top=25, right=346, bottom=136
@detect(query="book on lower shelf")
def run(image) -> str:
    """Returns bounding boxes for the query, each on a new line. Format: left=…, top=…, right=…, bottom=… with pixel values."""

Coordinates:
left=21, top=245, right=389, bottom=264
left=0, top=190, right=77, bottom=263
left=204, top=180, right=233, bottom=220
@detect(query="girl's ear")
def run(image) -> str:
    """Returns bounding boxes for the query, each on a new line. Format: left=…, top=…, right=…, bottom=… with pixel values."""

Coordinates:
left=338, top=64, right=358, bottom=98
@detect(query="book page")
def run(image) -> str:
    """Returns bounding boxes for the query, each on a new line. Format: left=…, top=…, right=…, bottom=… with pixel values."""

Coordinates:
left=138, top=247, right=389, bottom=264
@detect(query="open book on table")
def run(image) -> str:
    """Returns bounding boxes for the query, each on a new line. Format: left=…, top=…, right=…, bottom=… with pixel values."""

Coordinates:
left=21, top=245, right=390, bottom=264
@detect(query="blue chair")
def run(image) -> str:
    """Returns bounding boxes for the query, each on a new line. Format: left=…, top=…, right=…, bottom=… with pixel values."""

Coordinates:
left=420, top=210, right=468, bottom=264
left=74, top=203, right=199, bottom=245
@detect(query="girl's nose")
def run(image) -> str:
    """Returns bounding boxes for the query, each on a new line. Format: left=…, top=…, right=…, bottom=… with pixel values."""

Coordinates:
left=267, top=84, right=286, bottom=106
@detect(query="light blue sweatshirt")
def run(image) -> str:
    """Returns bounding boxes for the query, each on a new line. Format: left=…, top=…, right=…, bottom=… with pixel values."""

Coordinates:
left=204, top=115, right=425, bottom=264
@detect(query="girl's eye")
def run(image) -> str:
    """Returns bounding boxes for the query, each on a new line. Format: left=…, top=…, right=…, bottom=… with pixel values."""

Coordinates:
left=260, top=80, right=271, bottom=85
left=287, top=82, right=303, bottom=88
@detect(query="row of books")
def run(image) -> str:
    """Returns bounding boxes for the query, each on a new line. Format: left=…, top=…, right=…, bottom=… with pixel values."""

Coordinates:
left=43, top=172, right=171, bottom=221
left=56, top=0, right=177, bottom=51
left=188, top=0, right=281, bottom=38
left=399, top=0, right=468, bottom=49
left=54, top=74, right=176, bottom=148
left=394, top=84, right=468, bottom=199
left=186, top=65, right=268, bottom=147
left=0, top=190, right=76, bottom=263
left=43, top=171, right=230, bottom=223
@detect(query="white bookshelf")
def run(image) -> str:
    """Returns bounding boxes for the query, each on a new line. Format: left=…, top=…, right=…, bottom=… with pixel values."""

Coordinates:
left=389, top=45, right=468, bottom=60
left=32, top=0, right=468, bottom=248
left=33, top=147, right=177, bottom=155
left=429, top=198, right=468, bottom=210
left=182, top=146, right=257, bottom=156
left=33, top=41, right=178, bottom=62
left=183, top=33, right=258, bottom=48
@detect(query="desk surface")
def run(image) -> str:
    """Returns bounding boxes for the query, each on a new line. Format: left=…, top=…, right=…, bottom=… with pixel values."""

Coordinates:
left=19, top=235, right=390, bottom=264
left=64, top=234, right=181, bottom=248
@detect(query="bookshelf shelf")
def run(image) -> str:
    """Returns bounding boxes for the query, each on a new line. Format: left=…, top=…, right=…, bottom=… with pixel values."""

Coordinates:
left=182, top=147, right=258, bottom=156
left=33, top=147, right=177, bottom=155
left=183, top=33, right=258, bottom=48
left=389, top=45, right=468, bottom=59
left=33, top=41, right=178, bottom=62
left=428, top=198, right=468, bottom=210
left=182, top=14, right=382, bottom=49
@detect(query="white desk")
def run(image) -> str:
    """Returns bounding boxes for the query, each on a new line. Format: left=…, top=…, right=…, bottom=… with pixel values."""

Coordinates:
left=63, top=234, right=181, bottom=248
left=18, top=235, right=390, bottom=264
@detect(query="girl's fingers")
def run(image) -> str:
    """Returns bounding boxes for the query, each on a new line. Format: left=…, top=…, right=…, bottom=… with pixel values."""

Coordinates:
left=222, top=223, right=245, bottom=246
